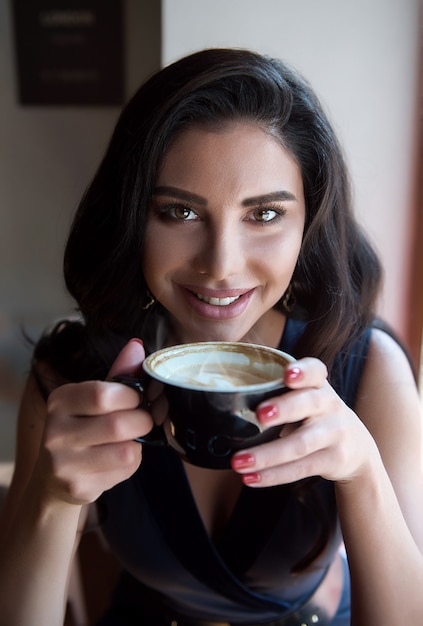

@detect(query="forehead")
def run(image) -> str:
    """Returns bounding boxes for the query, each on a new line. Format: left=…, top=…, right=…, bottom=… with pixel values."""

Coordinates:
left=156, top=121, right=303, bottom=195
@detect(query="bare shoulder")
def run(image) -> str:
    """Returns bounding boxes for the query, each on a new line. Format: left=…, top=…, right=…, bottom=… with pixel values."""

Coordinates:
left=354, top=326, right=421, bottom=470
left=355, top=328, right=423, bottom=548
left=355, top=326, right=422, bottom=486
left=366, top=326, right=415, bottom=371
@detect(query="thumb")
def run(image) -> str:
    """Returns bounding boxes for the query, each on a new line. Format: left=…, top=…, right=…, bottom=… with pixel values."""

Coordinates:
left=107, top=338, right=146, bottom=381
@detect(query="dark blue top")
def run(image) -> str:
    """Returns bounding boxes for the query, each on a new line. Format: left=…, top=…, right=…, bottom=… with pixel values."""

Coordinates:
left=97, top=318, right=371, bottom=623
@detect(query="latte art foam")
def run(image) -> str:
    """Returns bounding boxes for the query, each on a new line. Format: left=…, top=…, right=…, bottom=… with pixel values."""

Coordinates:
left=143, top=341, right=294, bottom=392
left=139, top=341, right=295, bottom=468
left=170, top=363, right=271, bottom=389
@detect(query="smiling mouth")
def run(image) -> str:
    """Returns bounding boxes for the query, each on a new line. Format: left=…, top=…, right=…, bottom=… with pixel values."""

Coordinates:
left=195, top=293, right=241, bottom=307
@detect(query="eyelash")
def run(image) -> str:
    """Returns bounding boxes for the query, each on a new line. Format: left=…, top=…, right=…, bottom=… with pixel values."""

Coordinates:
left=155, top=203, right=198, bottom=221
left=153, top=202, right=287, bottom=225
left=251, top=205, right=286, bottom=224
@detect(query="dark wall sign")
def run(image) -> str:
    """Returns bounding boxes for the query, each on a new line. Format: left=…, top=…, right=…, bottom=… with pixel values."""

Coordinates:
left=12, top=0, right=124, bottom=106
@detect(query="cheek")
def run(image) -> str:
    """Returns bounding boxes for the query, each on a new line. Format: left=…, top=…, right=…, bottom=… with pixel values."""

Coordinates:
left=143, top=223, right=171, bottom=266
left=142, top=224, right=189, bottom=284
left=254, top=231, right=302, bottom=273
left=143, top=239, right=159, bottom=264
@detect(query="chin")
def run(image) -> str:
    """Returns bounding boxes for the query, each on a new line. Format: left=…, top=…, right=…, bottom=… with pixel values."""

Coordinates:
left=179, top=325, right=248, bottom=345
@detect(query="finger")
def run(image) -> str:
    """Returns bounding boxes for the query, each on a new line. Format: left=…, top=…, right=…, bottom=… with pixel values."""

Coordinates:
left=48, top=338, right=147, bottom=417
left=237, top=449, right=329, bottom=488
left=283, top=357, right=328, bottom=389
left=51, top=440, right=143, bottom=503
left=70, top=440, right=143, bottom=475
left=107, top=338, right=145, bottom=380
left=233, top=417, right=329, bottom=473
left=256, top=380, right=338, bottom=427
left=47, top=379, right=141, bottom=417
left=47, top=407, right=155, bottom=448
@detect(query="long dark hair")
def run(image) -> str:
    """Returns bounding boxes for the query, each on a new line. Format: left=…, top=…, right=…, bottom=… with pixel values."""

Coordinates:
left=34, top=48, right=384, bottom=572
left=54, top=48, right=381, bottom=376
left=64, top=49, right=380, bottom=365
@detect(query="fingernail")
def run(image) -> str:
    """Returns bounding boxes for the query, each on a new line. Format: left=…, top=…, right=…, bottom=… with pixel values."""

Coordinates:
left=231, top=453, right=255, bottom=470
left=130, top=338, right=144, bottom=347
left=257, top=404, right=278, bottom=423
left=285, top=366, right=303, bottom=383
left=242, top=472, right=261, bottom=485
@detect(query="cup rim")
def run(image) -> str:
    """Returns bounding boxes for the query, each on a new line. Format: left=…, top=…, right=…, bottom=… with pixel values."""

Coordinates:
left=142, top=341, right=296, bottom=393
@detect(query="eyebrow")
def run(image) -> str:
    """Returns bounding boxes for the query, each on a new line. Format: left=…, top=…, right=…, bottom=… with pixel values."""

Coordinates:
left=153, top=186, right=298, bottom=205
left=242, top=190, right=298, bottom=206
left=153, top=186, right=207, bottom=206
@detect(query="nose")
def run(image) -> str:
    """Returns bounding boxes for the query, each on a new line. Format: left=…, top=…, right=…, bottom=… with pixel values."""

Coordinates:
left=193, top=224, right=244, bottom=281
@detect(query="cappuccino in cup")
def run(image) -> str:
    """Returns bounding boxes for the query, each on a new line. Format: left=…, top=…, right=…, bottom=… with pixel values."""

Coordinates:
left=120, top=341, right=295, bottom=469
left=144, top=341, right=290, bottom=391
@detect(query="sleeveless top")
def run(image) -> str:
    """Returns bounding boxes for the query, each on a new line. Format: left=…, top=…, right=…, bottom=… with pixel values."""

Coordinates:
left=96, top=318, right=371, bottom=623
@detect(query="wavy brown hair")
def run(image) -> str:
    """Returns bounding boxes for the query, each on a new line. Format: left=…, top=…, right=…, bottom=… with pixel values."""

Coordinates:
left=59, top=48, right=381, bottom=376
left=34, top=48, right=383, bottom=573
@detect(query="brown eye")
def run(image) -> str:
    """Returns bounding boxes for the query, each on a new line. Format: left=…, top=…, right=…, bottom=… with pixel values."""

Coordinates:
left=252, top=208, right=279, bottom=222
left=162, top=204, right=198, bottom=220
left=174, top=206, right=195, bottom=220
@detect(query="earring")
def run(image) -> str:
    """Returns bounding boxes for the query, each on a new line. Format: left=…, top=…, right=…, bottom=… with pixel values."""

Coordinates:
left=142, top=291, right=156, bottom=310
left=282, top=283, right=296, bottom=313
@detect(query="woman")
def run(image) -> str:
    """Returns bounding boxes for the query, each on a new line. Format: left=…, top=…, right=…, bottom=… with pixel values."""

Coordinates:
left=0, top=48, right=422, bottom=626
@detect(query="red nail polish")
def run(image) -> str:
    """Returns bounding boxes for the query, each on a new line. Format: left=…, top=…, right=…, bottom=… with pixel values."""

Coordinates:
left=242, top=472, right=261, bottom=485
left=285, top=366, right=303, bottom=383
left=130, top=338, right=144, bottom=347
left=257, top=404, right=278, bottom=423
left=231, top=453, right=255, bottom=470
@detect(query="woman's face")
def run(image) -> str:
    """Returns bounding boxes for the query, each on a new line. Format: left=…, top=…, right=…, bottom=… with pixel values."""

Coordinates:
left=142, top=121, right=305, bottom=345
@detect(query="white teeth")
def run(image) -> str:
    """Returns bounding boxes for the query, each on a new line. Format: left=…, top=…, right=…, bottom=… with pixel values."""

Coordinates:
left=196, top=293, right=241, bottom=306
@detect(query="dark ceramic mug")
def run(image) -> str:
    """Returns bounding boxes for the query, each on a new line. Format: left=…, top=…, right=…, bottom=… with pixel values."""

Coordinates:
left=114, top=341, right=295, bottom=469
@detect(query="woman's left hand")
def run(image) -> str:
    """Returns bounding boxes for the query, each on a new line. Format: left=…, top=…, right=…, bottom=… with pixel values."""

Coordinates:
left=231, top=357, right=380, bottom=487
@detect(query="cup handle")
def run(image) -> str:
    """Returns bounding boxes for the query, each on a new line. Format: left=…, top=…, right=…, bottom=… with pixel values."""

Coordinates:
left=111, top=375, right=167, bottom=446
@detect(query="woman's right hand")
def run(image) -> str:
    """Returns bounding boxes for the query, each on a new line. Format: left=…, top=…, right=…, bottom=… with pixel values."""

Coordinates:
left=39, top=338, right=152, bottom=506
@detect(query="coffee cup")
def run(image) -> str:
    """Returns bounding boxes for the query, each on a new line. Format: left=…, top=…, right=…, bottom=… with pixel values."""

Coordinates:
left=115, top=341, right=295, bottom=469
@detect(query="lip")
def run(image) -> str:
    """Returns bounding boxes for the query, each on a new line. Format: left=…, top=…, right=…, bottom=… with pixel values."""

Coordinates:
left=180, top=285, right=255, bottom=320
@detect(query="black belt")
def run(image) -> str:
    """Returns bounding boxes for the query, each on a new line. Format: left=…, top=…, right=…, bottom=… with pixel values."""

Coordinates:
left=165, top=599, right=330, bottom=626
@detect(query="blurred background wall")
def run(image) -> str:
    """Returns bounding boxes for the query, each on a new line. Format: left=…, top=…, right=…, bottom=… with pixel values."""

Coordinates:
left=0, top=0, right=421, bottom=460
left=0, top=0, right=161, bottom=459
